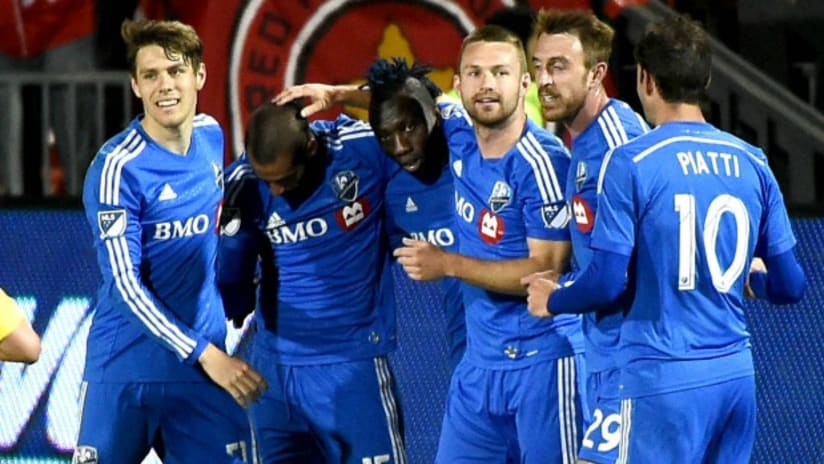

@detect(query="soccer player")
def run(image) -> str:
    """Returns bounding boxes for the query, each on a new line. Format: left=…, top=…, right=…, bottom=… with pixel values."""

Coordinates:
left=0, top=287, right=41, bottom=363
left=528, top=10, right=648, bottom=464
left=523, top=14, right=805, bottom=463
left=394, top=26, right=583, bottom=463
left=273, top=27, right=583, bottom=463
left=77, top=19, right=266, bottom=464
left=218, top=102, right=406, bottom=463
left=367, top=57, right=466, bottom=369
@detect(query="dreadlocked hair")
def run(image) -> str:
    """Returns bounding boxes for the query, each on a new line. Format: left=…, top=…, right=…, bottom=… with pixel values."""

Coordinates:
left=366, top=57, right=442, bottom=102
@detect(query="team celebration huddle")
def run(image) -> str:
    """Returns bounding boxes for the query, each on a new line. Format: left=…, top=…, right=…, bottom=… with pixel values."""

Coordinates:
left=71, top=6, right=804, bottom=464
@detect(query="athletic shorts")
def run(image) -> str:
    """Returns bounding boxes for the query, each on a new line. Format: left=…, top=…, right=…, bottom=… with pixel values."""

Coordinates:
left=617, top=375, right=756, bottom=464
left=435, top=355, right=583, bottom=464
left=249, top=351, right=407, bottom=464
left=74, top=380, right=252, bottom=463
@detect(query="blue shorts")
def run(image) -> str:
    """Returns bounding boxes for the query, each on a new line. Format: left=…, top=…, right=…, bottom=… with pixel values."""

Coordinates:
left=249, top=352, right=406, bottom=464
left=578, top=368, right=621, bottom=464
left=74, top=381, right=251, bottom=463
left=617, top=375, right=756, bottom=464
left=435, top=355, right=583, bottom=464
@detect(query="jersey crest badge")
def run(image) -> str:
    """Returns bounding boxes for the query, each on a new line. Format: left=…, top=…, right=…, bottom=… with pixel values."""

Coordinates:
left=97, top=210, right=127, bottom=239
left=330, top=170, right=359, bottom=202
left=488, top=181, right=512, bottom=213
left=575, top=161, right=587, bottom=192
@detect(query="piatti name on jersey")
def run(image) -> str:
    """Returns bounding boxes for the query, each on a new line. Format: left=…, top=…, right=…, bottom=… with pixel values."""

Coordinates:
left=675, top=150, right=741, bottom=177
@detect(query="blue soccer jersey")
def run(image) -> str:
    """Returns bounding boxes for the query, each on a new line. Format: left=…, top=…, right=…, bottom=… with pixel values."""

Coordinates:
left=439, top=102, right=583, bottom=368
left=81, top=114, right=228, bottom=382
left=591, top=121, right=797, bottom=397
left=385, top=160, right=465, bottom=367
left=220, top=115, right=400, bottom=364
left=568, top=99, right=648, bottom=374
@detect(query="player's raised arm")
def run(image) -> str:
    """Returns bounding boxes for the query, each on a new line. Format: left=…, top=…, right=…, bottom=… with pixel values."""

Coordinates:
left=273, top=83, right=370, bottom=118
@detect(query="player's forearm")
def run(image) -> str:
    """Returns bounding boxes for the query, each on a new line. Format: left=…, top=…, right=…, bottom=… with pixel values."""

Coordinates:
left=332, top=84, right=371, bottom=109
left=445, top=253, right=554, bottom=296
left=749, top=248, right=805, bottom=304
left=549, top=249, right=629, bottom=314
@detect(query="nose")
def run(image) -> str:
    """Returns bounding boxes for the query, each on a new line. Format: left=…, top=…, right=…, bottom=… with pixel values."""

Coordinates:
left=535, top=68, right=554, bottom=87
left=158, top=71, right=174, bottom=91
left=390, top=134, right=411, bottom=156
left=480, top=71, right=496, bottom=90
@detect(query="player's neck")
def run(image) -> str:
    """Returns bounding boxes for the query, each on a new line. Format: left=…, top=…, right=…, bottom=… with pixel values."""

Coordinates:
left=566, top=87, right=609, bottom=140
left=652, top=102, right=706, bottom=126
left=141, top=117, right=193, bottom=155
left=474, top=110, right=527, bottom=159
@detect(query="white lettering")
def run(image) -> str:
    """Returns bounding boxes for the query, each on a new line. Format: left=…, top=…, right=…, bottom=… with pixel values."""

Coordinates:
left=676, top=151, right=741, bottom=177
left=455, top=193, right=474, bottom=223
left=153, top=214, right=211, bottom=240
left=409, top=228, right=455, bottom=247
left=266, top=218, right=328, bottom=244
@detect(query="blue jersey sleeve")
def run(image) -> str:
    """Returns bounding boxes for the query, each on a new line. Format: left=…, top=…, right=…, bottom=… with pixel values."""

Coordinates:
left=218, top=156, right=266, bottom=323
left=756, top=163, right=797, bottom=258
left=548, top=249, right=629, bottom=314
left=589, top=148, right=637, bottom=257
left=83, top=161, right=208, bottom=364
left=518, top=131, right=571, bottom=241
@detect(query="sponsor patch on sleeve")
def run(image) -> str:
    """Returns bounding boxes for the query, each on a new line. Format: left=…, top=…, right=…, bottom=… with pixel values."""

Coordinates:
left=541, top=201, right=571, bottom=229
left=97, top=209, right=127, bottom=239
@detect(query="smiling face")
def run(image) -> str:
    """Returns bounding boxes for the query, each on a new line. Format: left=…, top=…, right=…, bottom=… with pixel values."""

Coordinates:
left=130, top=44, right=205, bottom=136
left=455, top=41, right=529, bottom=129
left=531, top=32, right=591, bottom=126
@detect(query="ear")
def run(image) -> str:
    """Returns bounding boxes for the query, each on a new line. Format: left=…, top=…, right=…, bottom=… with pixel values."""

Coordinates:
left=305, top=134, right=318, bottom=158
left=452, top=73, right=461, bottom=98
left=520, top=71, right=531, bottom=100
left=195, top=62, right=206, bottom=91
left=637, top=66, right=654, bottom=98
left=130, top=76, right=141, bottom=99
left=588, top=62, right=608, bottom=90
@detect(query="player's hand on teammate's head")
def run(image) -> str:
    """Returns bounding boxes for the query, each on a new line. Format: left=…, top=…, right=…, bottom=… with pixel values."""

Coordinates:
left=272, top=84, right=339, bottom=118
left=198, top=344, right=268, bottom=408
left=522, top=271, right=560, bottom=318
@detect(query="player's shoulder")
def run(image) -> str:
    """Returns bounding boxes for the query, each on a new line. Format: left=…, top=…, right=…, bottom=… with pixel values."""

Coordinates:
left=311, top=114, right=374, bottom=143
left=517, top=122, right=570, bottom=162
left=603, top=99, right=650, bottom=137
left=224, top=154, right=256, bottom=185
left=89, top=120, right=148, bottom=172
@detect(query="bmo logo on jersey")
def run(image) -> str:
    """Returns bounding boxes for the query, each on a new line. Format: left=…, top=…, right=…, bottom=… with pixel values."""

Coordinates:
left=478, top=209, right=505, bottom=244
left=266, top=218, right=329, bottom=244
left=153, top=214, right=211, bottom=240
left=335, top=198, right=372, bottom=231
left=455, top=192, right=475, bottom=223
left=409, top=227, right=455, bottom=247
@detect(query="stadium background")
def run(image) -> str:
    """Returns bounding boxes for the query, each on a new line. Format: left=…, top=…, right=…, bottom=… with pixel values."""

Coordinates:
left=1, top=0, right=823, bottom=462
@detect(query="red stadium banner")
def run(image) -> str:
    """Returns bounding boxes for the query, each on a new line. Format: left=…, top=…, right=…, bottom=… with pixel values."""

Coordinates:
left=143, top=0, right=590, bottom=160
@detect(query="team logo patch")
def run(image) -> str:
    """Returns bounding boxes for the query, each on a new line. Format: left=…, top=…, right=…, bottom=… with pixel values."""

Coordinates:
left=572, top=195, right=595, bottom=234
left=488, top=181, right=512, bottom=213
left=220, top=207, right=242, bottom=236
left=330, top=170, right=360, bottom=202
left=575, top=161, right=587, bottom=192
left=97, top=210, right=127, bottom=239
left=478, top=209, right=504, bottom=244
left=72, top=446, right=98, bottom=464
left=541, top=201, right=571, bottom=229
left=336, top=198, right=371, bottom=231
